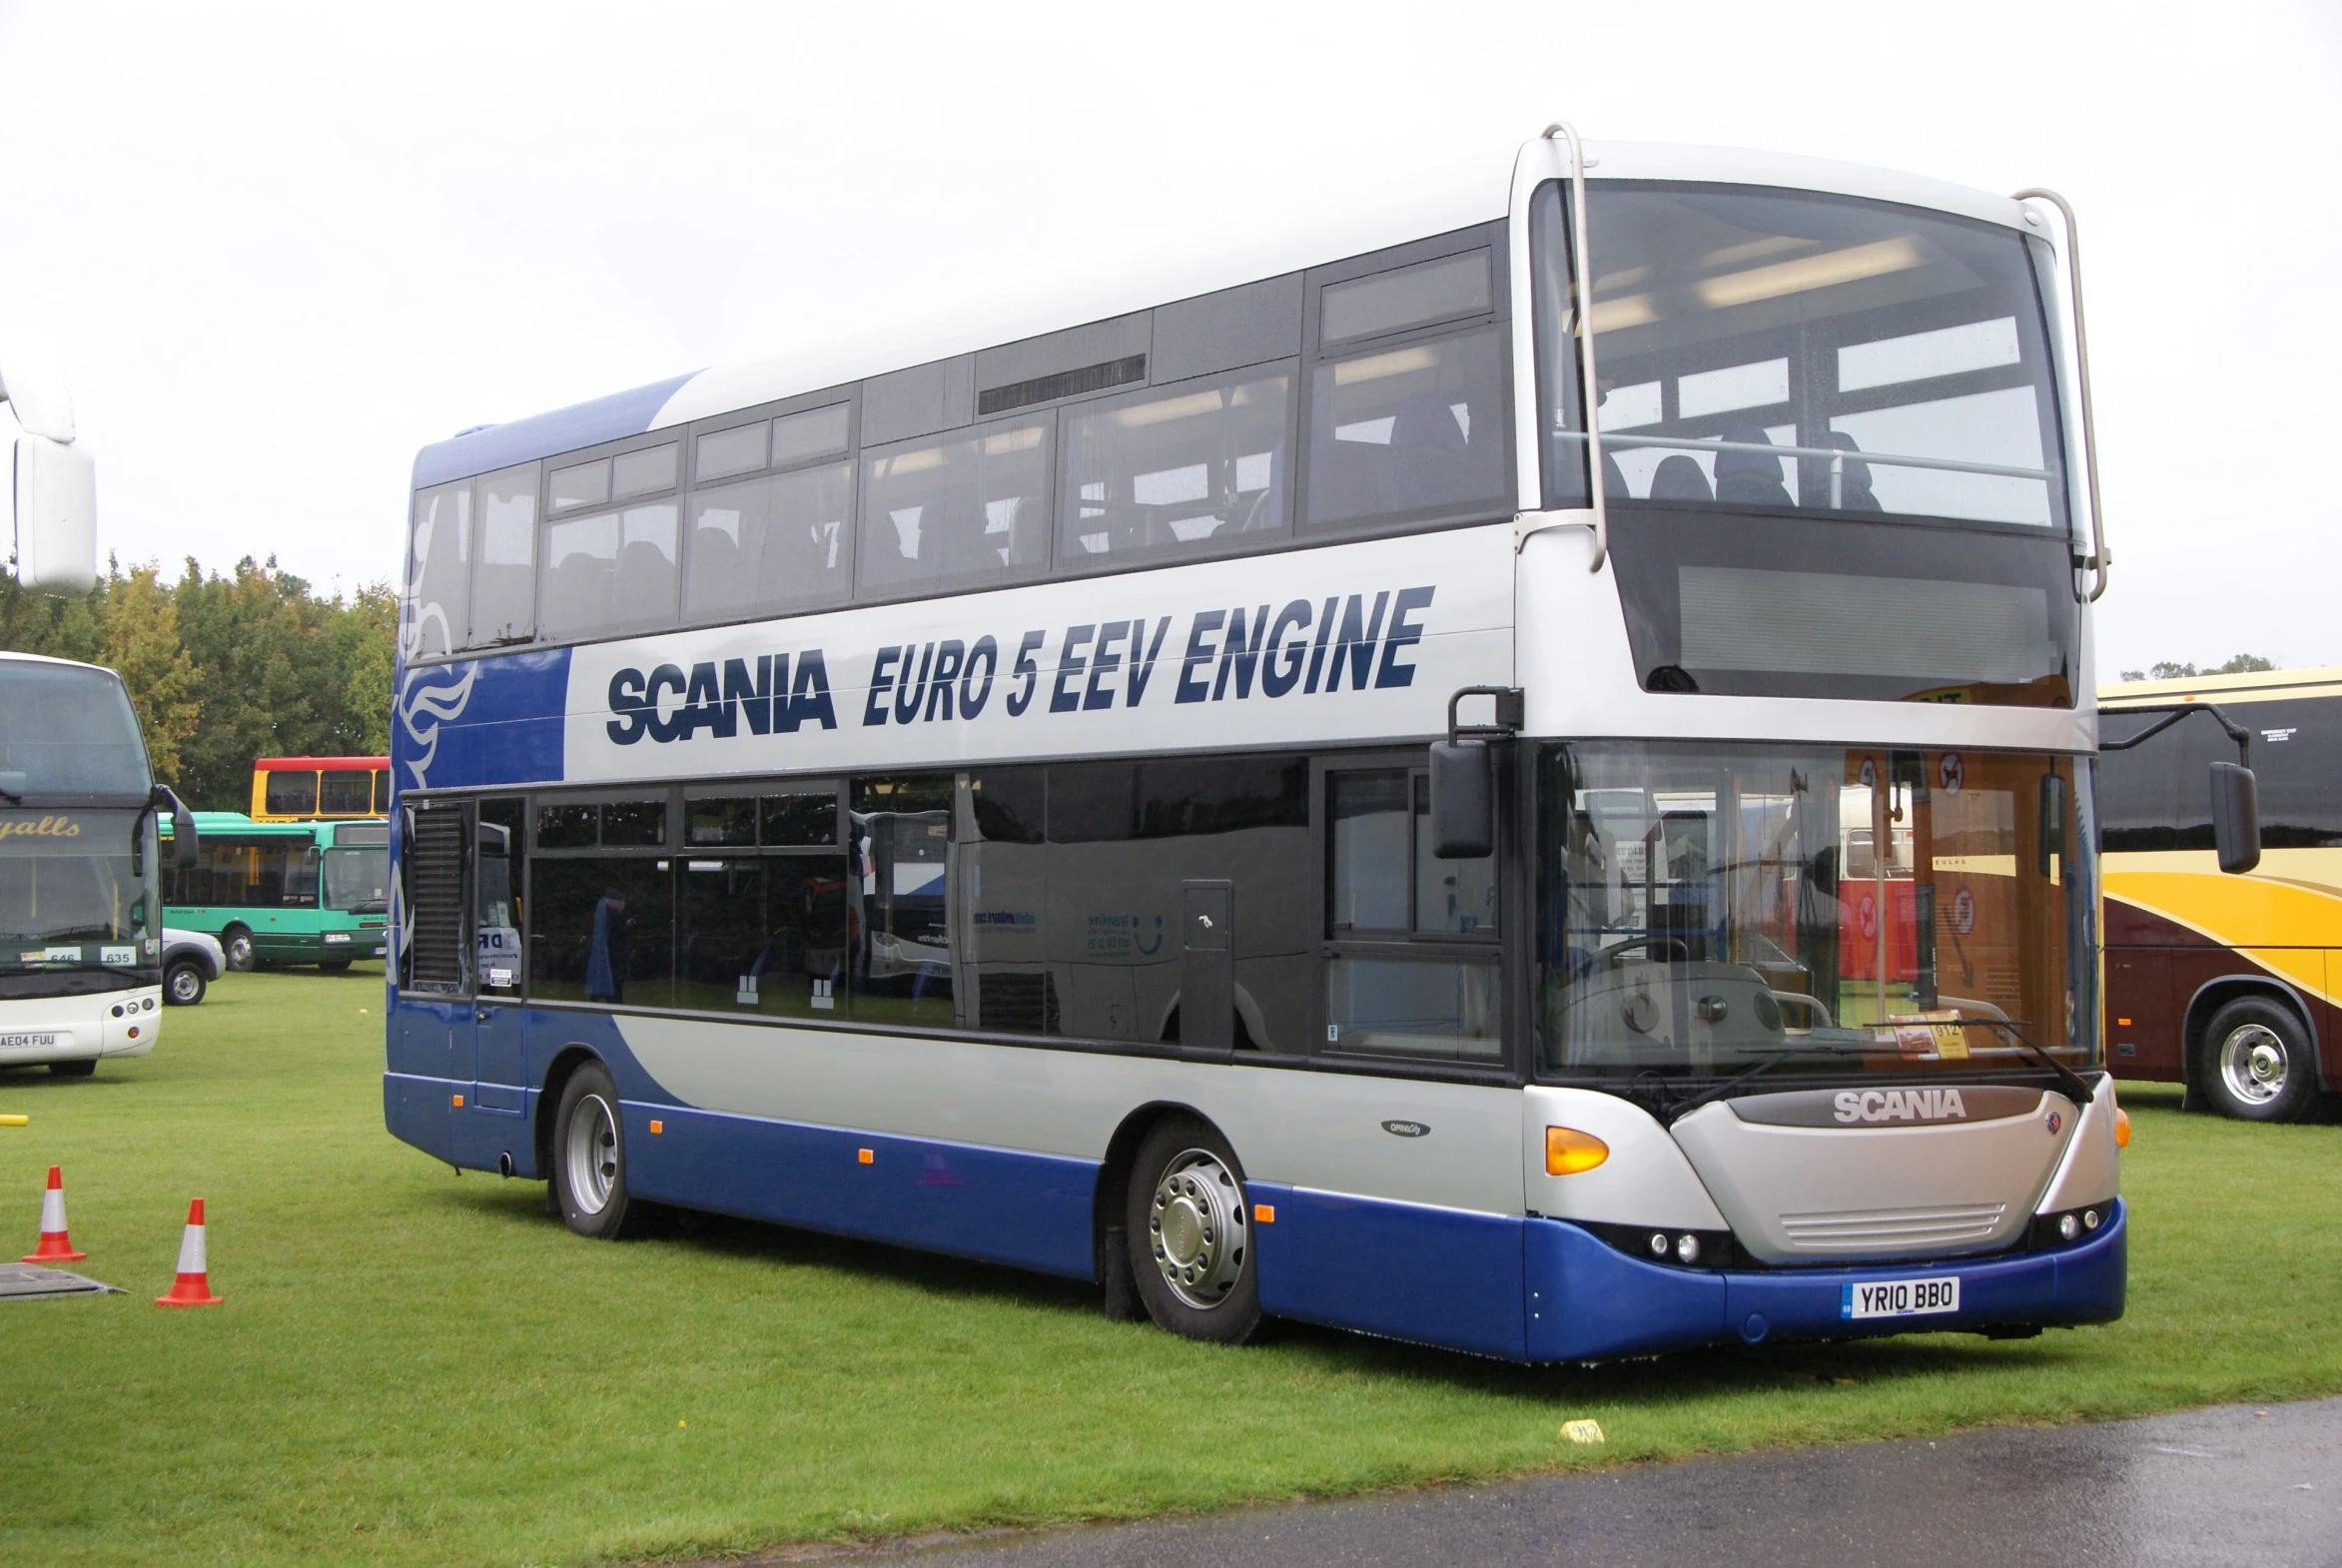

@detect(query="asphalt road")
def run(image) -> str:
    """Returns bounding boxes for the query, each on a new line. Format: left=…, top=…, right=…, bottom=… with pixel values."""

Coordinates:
left=803, top=1397, right=2341, bottom=1567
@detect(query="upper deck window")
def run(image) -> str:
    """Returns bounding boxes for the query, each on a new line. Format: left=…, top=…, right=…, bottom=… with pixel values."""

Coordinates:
left=858, top=416, right=1053, bottom=596
left=0, top=663, right=147, bottom=799
left=1535, top=182, right=2069, bottom=533
left=1057, top=366, right=1293, bottom=568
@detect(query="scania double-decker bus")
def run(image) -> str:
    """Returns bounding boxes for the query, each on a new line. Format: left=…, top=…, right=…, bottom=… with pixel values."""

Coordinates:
left=162, top=812, right=390, bottom=972
left=385, top=131, right=2175, bottom=1361
left=1, top=652, right=195, bottom=1077
left=2100, top=667, right=2338, bottom=1121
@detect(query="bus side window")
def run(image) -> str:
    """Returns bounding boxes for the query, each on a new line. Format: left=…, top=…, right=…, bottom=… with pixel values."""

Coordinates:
left=266, top=769, right=320, bottom=818
left=321, top=769, right=373, bottom=816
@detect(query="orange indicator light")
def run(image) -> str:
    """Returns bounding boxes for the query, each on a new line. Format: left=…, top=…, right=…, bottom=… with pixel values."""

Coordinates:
left=648, top=1120, right=663, bottom=1136
left=2113, top=1108, right=2131, bottom=1150
left=857, top=1148, right=874, bottom=1165
left=2116, top=1017, right=2132, bottom=1028
left=1252, top=1203, right=1275, bottom=1223
left=450, top=1093, right=463, bottom=1109
left=1545, top=1127, right=1609, bottom=1176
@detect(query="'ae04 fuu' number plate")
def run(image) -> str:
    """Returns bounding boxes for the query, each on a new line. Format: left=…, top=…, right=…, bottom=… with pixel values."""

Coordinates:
left=1842, top=1276, right=1959, bottom=1320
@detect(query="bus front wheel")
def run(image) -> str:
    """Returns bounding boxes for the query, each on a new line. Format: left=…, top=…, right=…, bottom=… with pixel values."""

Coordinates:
left=1126, top=1115, right=1263, bottom=1345
left=222, top=927, right=258, bottom=973
left=2200, top=997, right=2318, bottom=1123
left=317, top=959, right=353, bottom=974
left=551, top=1062, right=645, bottom=1239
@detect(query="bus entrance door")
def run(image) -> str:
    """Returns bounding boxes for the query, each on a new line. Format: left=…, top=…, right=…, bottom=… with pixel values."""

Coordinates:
left=468, top=803, right=529, bottom=1129
left=1181, top=881, right=1234, bottom=1055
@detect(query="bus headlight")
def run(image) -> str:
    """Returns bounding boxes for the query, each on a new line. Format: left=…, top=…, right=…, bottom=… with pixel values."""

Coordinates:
left=2058, top=1212, right=2080, bottom=1241
left=1545, top=1127, right=1609, bottom=1176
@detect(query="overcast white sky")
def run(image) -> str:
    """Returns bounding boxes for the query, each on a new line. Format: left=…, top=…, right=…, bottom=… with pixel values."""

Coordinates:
left=1, top=0, right=2336, bottom=678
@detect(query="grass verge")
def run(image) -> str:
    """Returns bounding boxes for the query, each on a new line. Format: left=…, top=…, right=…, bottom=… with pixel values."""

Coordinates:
left=0, top=971, right=2335, bottom=1566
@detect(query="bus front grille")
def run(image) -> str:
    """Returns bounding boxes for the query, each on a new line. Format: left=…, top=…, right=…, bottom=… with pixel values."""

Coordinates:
left=1778, top=1202, right=2008, bottom=1252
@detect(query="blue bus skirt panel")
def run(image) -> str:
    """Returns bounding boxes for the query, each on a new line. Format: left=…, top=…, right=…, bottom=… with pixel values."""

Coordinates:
left=618, top=1101, right=1099, bottom=1282
left=1248, top=1183, right=1529, bottom=1361
left=1522, top=1202, right=2126, bottom=1363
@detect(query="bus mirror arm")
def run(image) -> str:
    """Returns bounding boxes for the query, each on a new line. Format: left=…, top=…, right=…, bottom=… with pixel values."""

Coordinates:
left=151, top=784, right=198, bottom=869
left=1543, top=121, right=1606, bottom=573
left=1430, top=688, right=1523, bottom=859
left=2100, top=702, right=2258, bottom=875
left=2012, top=189, right=2108, bottom=603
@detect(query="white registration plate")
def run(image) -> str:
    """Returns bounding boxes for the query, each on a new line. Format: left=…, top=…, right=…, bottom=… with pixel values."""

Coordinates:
left=1842, top=1276, right=1960, bottom=1320
left=0, top=1033, right=62, bottom=1051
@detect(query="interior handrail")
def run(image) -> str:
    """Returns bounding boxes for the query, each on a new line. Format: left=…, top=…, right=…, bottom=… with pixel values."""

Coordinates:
left=2013, top=188, right=2108, bottom=602
left=1554, top=427, right=2056, bottom=486
left=1541, top=121, right=1606, bottom=572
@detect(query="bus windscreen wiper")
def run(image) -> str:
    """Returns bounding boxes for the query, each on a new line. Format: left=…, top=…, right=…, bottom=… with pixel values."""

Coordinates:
left=1962, top=1018, right=2097, bottom=1104
left=1667, top=1045, right=1878, bottom=1122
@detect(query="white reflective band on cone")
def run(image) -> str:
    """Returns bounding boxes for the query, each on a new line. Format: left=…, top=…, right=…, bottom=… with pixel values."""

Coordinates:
left=39, top=1186, right=66, bottom=1231
left=175, top=1222, right=207, bottom=1276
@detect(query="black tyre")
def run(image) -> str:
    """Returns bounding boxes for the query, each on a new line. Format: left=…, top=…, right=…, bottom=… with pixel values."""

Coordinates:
left=2198, top=996, right=2319, bottom=1123
left=550, top=1061, right=645, bottom=1238
left=317, top=959, right=354, bottom=975
left=1125, top=1115, right=1262, bottom=1344
left=164, top=961, right=208, bottom=1006
left=48, top=1059, right=96, bottom=1078
left=222, top=927, right=258, bottom=973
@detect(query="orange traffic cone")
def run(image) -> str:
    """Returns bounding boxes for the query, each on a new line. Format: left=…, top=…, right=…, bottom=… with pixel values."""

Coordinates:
left=21, top=1166, right=86, bottom=1262
left=155, top=1197, right=223, bottom=1307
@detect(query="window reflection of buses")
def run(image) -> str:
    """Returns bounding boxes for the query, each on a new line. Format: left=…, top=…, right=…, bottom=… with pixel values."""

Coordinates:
left=383, top=132, right=2220, bottom=1363
left=251, top=755, right=390, bottom=821
left=2099, top=668, right=2340, bottom=1122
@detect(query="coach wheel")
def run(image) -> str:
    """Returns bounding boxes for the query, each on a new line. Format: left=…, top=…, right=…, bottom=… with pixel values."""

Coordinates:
left=222, top=927, right=258, bottom=972
left=165, top=962, right=208, bottom=1006
left=317, top=959, right=353, bottom=975
left=2201, top=997, right=2318, bottom=1123
left=552, top=1061, right=643, bottom=1239
left=47, top=1059, right=96, bottom=1078
left=1126, top=1116, right=1261, bottom=1344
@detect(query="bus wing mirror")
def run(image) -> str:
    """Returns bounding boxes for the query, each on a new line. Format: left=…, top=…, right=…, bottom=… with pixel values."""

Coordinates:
left=2210, top=761, right=2260, bottom=875
left=1429, top=740, right=1493, bottom=859
left=152, top=784, right=198, bottom=868
left=11, top=431, right=97, bottom=596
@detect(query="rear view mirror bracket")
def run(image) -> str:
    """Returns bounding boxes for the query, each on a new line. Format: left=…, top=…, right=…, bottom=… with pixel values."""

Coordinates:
left=2100, top=701, right=2259, bottom=875
left=1429, top=687, right=1523, bottom=860
left=151, top=783, right=198, bottom=869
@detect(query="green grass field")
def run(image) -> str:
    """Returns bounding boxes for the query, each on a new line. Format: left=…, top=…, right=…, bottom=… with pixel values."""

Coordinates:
left=0, top=972, right=2337, bottom=1567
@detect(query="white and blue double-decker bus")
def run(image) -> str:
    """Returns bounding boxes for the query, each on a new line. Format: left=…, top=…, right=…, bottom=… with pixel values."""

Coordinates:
left=387, top=131, right=2134, bottom=1360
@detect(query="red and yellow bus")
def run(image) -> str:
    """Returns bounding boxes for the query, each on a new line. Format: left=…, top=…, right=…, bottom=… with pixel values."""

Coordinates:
left=2100, top=668, right=2340, bottom=1120
left=250, top=756, right=390, bottom=822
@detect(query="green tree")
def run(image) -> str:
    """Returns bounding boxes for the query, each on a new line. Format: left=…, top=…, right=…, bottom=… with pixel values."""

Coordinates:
left=3, top=555, right=399, bottom=811
left=96, top=561, right=200, bottom=785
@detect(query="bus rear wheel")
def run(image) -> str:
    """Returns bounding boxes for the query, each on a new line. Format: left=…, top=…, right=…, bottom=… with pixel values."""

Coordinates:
left=2200, top=997, right=2318, bottom=1123
left=1126, top=1116, right=1262, bottom=1345
left=551, top=1062, right=645, bottom=1239
left=48, top=1059, right=96, bottom=1078
left=317, top=959, right=353, bottom=974
left=222, top=927, right=258, bottom=973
